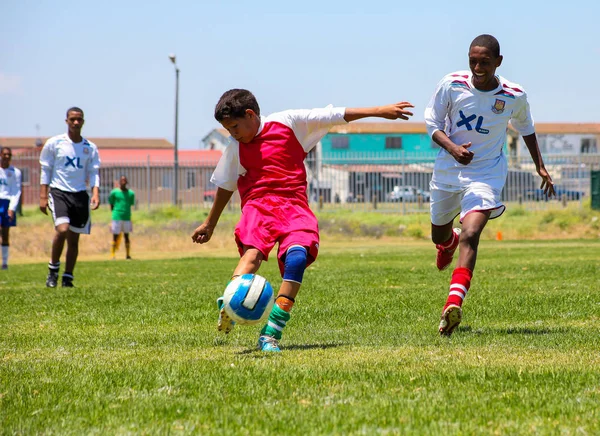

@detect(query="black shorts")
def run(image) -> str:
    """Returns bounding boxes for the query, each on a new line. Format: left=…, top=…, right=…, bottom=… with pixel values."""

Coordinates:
left=48, top=188, right=91, bottom=234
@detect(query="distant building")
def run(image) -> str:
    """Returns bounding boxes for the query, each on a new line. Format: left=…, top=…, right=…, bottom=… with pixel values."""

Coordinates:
left=201, top=121, right=600, bottom=204
left=201, top=128, right=230, bottom=152
left=4, top=137, right=222, bottom=206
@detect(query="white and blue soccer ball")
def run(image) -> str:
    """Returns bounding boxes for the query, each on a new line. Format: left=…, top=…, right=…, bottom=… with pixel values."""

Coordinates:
left=223, top=274, right=274, bottom=325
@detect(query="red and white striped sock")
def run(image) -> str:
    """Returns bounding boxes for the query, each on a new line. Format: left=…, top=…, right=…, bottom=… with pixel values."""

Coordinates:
left=444, top=267, right=473, bottom=311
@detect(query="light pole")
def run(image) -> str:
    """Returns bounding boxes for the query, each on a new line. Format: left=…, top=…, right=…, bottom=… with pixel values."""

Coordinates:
left=169, top=53, right=180, bottom=207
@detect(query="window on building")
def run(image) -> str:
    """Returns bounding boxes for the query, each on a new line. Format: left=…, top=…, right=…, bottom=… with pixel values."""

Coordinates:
left=161, top=171, right=173, bottom=188
left=186, top=171, right=196, bottom=189
left=581, top=138, right=598, bottom=154
left=331, top=136, right=349, bottom=149
left=385, top=136, right=402, bottom=149
left=20, top=167, right=30, bottom=185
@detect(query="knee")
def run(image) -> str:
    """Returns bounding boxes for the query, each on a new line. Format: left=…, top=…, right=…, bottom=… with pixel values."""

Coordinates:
left=244, top=249, right=263, bottom=269
left=55, top=226, right=69, bottom=237
left=283, top=246, right=308, bottom=284
left=460, top=227, right=481, bottom=247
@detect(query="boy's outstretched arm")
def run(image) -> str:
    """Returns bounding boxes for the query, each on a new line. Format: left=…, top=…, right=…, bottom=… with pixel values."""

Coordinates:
left=344, top=102, right=414, bottom=122
left=191, top=187, right=234, bottom=244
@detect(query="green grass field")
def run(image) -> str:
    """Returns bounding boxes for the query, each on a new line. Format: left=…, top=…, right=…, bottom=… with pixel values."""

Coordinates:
left=1, top=239, right=599, bottom=435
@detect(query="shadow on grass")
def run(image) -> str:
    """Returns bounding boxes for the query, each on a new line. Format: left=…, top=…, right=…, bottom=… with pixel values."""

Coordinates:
left=499, top=326, right=570, bottom=335
left=453, top=325, right=570, bottom=336
left=237, top=342, right=347, bottom=355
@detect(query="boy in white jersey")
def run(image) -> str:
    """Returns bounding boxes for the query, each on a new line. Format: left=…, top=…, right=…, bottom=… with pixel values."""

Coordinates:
left=424, top=34, right=555, bottom=336
left=0, top=147, right=22, bottom=269
left=39, top=107, right=101, bottom=288
left=192, top=89, right=414, bottom=352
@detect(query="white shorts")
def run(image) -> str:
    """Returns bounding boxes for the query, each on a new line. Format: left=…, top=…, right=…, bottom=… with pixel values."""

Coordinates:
left=430, top=182, right=505, bottom=226
left=111, top=220, right=133, bottom=234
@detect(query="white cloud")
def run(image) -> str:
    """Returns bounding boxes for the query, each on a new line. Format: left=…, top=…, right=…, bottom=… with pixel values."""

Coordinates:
left=0, top=73, right=23, bottom=95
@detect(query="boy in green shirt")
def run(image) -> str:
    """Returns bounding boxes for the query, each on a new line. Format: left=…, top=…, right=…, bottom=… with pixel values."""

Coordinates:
left=109, top=175, right=135, bottom=259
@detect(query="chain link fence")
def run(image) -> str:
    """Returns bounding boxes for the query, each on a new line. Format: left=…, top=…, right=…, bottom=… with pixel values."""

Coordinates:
left=12, top=149, right=600, bottom=213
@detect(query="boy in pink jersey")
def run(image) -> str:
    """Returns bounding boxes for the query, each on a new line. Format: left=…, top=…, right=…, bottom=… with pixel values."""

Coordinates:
left=424, top=35, right=556, bottom=336
left=192, top=89, right=414, bottom=352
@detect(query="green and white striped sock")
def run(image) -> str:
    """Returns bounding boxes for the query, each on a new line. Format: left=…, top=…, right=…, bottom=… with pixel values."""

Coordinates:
left=260, top=304, right=291, bottom=340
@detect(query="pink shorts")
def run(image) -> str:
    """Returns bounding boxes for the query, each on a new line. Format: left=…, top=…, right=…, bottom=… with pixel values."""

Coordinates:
left=234, top=195, right=319, bottom=276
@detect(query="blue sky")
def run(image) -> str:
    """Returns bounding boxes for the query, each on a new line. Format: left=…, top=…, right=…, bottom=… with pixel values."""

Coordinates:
left=1, top=0, right=599, bottom=149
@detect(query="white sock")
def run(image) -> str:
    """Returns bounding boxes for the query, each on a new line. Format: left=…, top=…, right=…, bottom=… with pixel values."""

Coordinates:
left=2, top=245, right=8, bottom=266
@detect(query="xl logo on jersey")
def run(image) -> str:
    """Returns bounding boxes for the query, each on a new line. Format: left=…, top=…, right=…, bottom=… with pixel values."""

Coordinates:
left=457, top=110, right=490, bottom=135
left=65, top=156, right=84, bottom=169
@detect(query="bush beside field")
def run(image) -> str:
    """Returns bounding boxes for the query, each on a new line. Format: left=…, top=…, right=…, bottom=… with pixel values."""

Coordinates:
left=10, top=203, right=600, bottom=263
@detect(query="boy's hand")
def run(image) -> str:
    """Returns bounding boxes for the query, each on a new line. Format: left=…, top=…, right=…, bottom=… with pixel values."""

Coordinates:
left=538, top=167, right=556, bottom=197
left=191, top=223, right=214, bottom=244
left=39, top=198, right=48, bottom=215
left=90, top=194, right=100, bottom=210
left=450, top=142, right=474, bottom=165
left=379, top=102, right=414, bottom=120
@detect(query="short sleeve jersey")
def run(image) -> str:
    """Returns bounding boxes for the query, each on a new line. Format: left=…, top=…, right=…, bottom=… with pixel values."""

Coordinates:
left=210, top=106, right=347, bottom=206
left=424, top=71, right=534, bottom=189
left=0, top=165, right=22, bottom=211
left=39, top=133, right=101, bottom=192
left=109, top=188, right=135, bottom=221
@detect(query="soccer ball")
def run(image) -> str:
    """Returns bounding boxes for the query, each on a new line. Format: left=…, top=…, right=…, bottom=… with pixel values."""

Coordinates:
left=223, top=274, right=275, bottom=325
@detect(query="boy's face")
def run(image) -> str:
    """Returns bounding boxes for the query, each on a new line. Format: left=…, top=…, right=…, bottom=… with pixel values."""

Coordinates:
left=1, top=149, right=11, bottom=168
left=66, top=110, right=84, bottom=134
left=220, top=110, right=259, bottom=144
left=469, top=46, right=502, bottom=90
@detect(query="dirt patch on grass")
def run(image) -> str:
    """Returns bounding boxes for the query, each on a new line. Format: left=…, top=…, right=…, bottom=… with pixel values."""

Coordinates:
left=7, top=206, right=600, bottom=264
left=10, top=222, right=240, bottom=264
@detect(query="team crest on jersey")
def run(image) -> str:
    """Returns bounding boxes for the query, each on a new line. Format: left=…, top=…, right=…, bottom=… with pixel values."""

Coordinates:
left=492, top=99, right=506, bottom=114
left=83, top=147, right=89, bottom=154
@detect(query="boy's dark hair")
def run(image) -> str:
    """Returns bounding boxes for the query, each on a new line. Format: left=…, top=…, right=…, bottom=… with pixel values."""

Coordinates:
left=214, top=89, right=260, bottom=122
left=470, top=34, right=500, bottom=58
left=1, top=146, right=12, bottom=155
left=66, top=107, right=84, bottom=118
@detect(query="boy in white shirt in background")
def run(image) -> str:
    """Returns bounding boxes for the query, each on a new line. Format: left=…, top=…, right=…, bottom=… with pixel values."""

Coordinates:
left=39, top=107, right=101, bottom=288
left=0, top=147, right=22, bottom=270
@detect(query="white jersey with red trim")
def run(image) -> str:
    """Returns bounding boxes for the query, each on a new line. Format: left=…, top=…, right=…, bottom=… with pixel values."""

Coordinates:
left=424, top=70, right=535, bottom=190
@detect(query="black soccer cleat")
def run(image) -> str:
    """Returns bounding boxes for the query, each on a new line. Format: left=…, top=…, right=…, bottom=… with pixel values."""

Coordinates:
left=62, top=277, right=75, bottom=288
left=46, top=271, right=59, bottom=288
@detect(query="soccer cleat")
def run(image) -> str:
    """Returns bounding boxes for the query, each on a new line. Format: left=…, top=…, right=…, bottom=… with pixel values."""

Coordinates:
left=46, top=271, right=59, bottom=288
left=216, top=297, right=235, bottom=334
left=126, top=256, right=132, bottom=260
left=1, top=264, right=7, bottom=270
left=62, top=277, right=75, bottom=288
left=439, top=304, right=462, bottom=337
left=258, top=335, right=281, bottom=352
left=436, top=228, right=461, bottom=271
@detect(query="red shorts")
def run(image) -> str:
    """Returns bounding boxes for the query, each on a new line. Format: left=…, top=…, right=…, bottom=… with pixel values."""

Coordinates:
left=234, top=195, right=319, bottom=276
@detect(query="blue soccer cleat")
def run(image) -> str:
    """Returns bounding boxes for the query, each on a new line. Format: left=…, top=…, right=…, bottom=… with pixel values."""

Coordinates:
left=216, top=297, right=235, bottom=334
left=258, top=335, right=281, bottom=352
